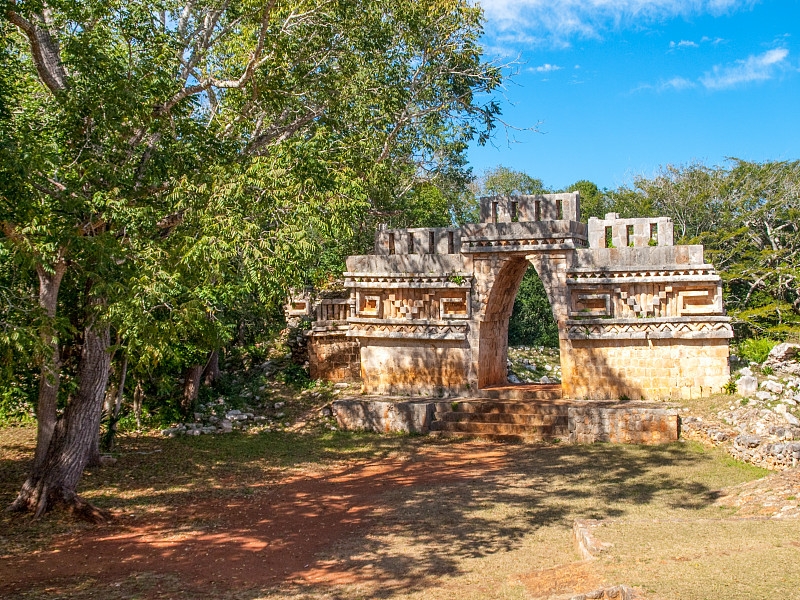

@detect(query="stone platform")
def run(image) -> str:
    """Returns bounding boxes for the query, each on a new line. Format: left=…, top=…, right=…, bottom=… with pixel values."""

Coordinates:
left=332, top=385, right=680, bottom=444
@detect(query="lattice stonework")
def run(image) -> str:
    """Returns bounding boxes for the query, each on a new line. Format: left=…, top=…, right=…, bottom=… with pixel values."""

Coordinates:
left=569, top=283, right=722, bottom=320
left=387, top=290, right=436, bottom=319
left=567, top=320, right=734, bottom=340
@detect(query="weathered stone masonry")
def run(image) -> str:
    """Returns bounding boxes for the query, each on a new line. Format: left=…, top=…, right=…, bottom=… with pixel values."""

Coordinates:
left=292, top=193, right=733, bottom=401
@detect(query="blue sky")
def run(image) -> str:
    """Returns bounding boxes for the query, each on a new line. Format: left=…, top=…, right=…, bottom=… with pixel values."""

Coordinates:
left=468, top=0, right=800, bottom=190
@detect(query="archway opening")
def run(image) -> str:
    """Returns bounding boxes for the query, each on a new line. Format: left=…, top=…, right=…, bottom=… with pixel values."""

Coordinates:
left=506, top=266, right=560, bottom=385
left=477, top=257, right=562, bottom=389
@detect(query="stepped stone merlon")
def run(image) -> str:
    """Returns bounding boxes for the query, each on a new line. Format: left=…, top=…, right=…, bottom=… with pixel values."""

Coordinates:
left=374, top=227, right=462, bottom=255
left=588, top=212, right=674, bottom=248
left=289, top=191, right=734, bottom=401
left=480, top=192, right=580, bottom=223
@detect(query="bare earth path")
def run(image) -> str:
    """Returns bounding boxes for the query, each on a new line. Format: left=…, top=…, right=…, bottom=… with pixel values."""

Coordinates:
left=0, top=442, right=509, bottom=595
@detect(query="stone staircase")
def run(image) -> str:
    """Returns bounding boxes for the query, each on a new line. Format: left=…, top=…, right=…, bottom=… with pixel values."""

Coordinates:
left=429, top=385, right=569, bottom=442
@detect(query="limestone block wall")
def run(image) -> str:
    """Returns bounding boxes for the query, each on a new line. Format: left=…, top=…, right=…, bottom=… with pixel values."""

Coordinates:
left=568, top=405, right=680, bottom=443
left=374, top=227, right=462, bottom=256
left=479, top=192, right=580, bottom=223
left=359, top=339, right=472, bottom=396
left=562, top=338, right=730, bottom=400
left=308, top=335, right=361, bottom=382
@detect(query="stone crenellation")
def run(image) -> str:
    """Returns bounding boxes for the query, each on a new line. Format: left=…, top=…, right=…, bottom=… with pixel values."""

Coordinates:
left=288, top=192, right=733, bottom=402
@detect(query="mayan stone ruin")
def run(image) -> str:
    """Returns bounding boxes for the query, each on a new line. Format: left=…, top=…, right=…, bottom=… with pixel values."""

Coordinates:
left=290, top=192, right=732, bottom=407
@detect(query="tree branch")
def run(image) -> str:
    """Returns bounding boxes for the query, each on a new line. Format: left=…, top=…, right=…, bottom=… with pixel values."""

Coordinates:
left=6, top=5, right=68, bottom=94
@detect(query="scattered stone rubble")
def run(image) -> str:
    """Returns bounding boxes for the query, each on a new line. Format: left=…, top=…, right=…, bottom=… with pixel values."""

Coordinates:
left=160, top=396, right=291, bottom=437
left=159, top=361, right=348, bottom=437
left=714, top=466, right=800, bottom=519
left=681, top=347, right=800, bottom=470
left=569, top=586, right=637, bottom=600
left=507, top=345, right=562, bottom=384
left=764, top=342, right=800, bottom=375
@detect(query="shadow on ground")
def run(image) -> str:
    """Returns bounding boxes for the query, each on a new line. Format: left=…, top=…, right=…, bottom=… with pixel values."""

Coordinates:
left=0, top=427, right=749, bottom=600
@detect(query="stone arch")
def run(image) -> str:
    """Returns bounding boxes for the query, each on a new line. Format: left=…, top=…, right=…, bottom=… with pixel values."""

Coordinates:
left=476, top=254, right=566, bottom=388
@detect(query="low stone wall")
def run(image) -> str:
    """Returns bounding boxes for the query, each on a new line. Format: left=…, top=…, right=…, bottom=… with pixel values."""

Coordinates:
left=332, top=399, right=434, bottom=434
left=568, top=405, right=680, bottom=444
left=681, top=415, right=800, bottom=471
left=308, top=335, right=361, bottom=382
left=563, top=338, right=730, bottom=401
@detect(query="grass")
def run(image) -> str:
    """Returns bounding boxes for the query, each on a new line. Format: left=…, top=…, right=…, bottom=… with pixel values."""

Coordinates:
left=597, top=519, right=800, bottom=599
left=1, top=422, right=781, bottom=600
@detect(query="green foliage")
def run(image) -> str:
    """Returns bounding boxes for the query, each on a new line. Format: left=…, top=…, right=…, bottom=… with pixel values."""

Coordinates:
left=476, top=166, right=548, bottom=196
left=0, top=387, right=35, bottom=425
left=276, top=363, right=313, bottom=389
left=723, top=379, right=738, bottom=395
left=563, top=180, right=607, bottom=221
left=508, top=268, right=559, bottom=348
left=738, top=338, right=778, bottom=364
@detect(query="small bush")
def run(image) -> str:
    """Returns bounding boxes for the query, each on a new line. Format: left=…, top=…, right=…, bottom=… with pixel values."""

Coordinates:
left=0, top=388, right=35, bottom=425
left=276, top=363, right=312, bottom=388
left=738, top=338, right=778, bottom=364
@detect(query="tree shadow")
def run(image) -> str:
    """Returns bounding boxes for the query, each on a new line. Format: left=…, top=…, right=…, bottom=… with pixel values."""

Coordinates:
left=0, top=431, right=737, bottom=599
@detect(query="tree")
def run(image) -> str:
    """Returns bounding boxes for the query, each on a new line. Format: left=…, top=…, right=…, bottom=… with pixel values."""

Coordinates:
left=562, top=180, right=607, bottom=221
left=1, top=0, right=502, bottom=518
left=474, top=165, right=548, bottom=197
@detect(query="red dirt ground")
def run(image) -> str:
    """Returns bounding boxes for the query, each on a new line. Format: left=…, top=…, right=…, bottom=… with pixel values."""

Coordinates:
left=0, top=445, right=509, bottom=594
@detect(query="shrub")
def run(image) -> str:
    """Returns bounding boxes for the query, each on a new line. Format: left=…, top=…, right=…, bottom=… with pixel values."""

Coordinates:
left=738, top=338, right=778, bottom=364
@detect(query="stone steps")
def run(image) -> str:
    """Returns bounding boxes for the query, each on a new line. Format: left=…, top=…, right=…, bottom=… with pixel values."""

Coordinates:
left=432, top=431, right=565, bottom=443
left=430, top=420, right=569, bottom=439
left=435, top=400, right=567, bottom=415
left=434, top=411, right=567, bottom=426
left=429, top=398, right=569, bottom=442
left=478, top=384, right=563, bottom=401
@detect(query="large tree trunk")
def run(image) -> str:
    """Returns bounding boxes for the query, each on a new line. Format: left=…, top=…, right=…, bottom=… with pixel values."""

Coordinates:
left=9, top=312, right=112, bottom=521
left=32, top=261, right=67, bottom=472
left=133, top=378, right=144, bottom=430
left=202, top=349, right=220, bottom=385
left=182, top=364, right=203, bottom=413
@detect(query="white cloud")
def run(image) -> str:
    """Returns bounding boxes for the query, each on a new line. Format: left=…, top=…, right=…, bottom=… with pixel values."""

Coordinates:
left=701, top=47, right=789, bottom=89
left=669, top=36, right=725, bottom=49
left=631, top=76, right=696, bottom=93
left=633, top=47, right=791, bottom=94
left=670, top=40, right=699, bottom=48
left=662, top=76, right=697, bottom=90
left=532, top=63, right=563, bottom=72
left=477, top=0, right=753, bottom=47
